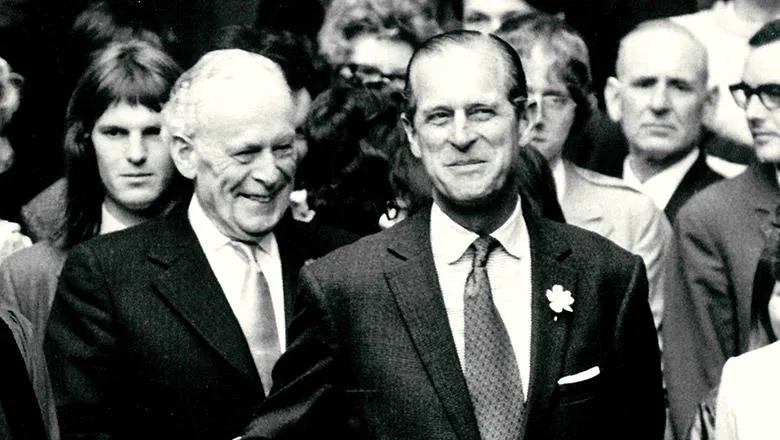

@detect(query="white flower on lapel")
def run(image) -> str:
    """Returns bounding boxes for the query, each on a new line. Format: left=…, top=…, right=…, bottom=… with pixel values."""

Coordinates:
left=546, top=285, right=574, bottom=319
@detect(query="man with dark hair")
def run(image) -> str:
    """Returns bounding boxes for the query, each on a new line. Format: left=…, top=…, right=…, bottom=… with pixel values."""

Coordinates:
left=663, top=20, right=780, bottom=439
left=242, top=30, right=663, bottom=440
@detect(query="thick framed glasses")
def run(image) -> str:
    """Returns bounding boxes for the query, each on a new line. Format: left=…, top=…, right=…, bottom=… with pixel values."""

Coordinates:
left=729, top=82, right=780, bottom=110
left=337, top=63, right=406, bottom=91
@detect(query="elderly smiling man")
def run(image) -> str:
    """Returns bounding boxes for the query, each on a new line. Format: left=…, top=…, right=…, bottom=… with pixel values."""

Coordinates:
left=44, top=50, right=354, bottom=439
left=242, top=30, right=663, bottom=440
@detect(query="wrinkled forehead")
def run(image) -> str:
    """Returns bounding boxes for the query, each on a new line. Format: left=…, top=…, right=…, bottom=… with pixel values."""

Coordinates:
left=617, top=27, right=708, bottom=82
left=409, top=42, right=513, bottom=102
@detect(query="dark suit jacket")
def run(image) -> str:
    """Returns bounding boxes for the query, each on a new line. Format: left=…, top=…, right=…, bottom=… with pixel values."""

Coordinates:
left=244, top=207, right=664, bottom=440
left=664, top=152, right=723, bottom=222
left=663, top=163, right=780, bottom=439
left=44, top=206, right=356, bottom=440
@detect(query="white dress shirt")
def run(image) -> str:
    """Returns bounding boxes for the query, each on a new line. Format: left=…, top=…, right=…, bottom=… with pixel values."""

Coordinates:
left=622, top=148, right=700, bottom=212
left=430, top=198, right=532, bottom=398
left=99, top=204, right=130, bottom=235
left=187, top=196, right=286, bottom=349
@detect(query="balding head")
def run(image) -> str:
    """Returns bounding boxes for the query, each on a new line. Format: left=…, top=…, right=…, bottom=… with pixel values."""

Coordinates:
left=162, top=49, right=294, bottom=143
left=616, top=20, right=708, bottom=83
left=404, top=30, right=527, bottom=122
left=605, top=19, right=714, bottom=179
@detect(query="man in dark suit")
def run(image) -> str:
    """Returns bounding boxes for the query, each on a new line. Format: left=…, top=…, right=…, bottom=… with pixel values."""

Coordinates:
left=604, top=19, right=723, bottom=222
left=243, top=30, right=664, bottom=440
left=44, top=49, right=355, bottom=439
left=663, top=21, right=780, bottom=439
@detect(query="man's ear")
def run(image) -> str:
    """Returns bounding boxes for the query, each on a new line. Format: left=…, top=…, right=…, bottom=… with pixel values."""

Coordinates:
left=702, top=85, right=719, bottom=123
left=604, top=76, right=623, bottom=123
left=516, top=98, right=535, bottom=146
left=401, top=112, right=422, bottom=159
left=169, top=136, right=198, bottom=180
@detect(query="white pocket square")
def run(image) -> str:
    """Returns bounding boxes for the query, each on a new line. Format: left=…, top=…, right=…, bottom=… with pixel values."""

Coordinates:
left=557, top=366, right=600, bottom=385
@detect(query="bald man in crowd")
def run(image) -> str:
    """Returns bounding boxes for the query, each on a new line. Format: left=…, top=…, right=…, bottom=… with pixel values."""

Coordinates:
left=605, top=20, right=723, bottom=221
left=44, top=50, right=355, bottom=439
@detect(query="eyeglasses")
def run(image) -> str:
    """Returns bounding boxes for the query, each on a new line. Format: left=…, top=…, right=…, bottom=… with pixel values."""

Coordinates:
left=729, top=82, right=780, bottom=110
left=337, top=63, right=406, bottom=91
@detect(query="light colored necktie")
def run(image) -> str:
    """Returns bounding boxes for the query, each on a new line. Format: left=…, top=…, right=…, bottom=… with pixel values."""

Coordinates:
left=231, top=242, right=281, bottom=396
left=464, top=236, right=525, bottom=440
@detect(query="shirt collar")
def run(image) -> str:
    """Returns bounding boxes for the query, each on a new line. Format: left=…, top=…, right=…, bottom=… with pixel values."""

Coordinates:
left=550, top=157, right=566, bottom=202
left=187, top=195, right=276, bottom=255
left=430, top=196, right=526, bottom=265
left=99, top=204, right=129, bottom=234
left=623, top=148, right=699, bottom=210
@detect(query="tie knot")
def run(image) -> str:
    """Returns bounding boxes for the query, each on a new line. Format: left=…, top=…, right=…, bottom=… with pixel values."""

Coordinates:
left=230, top=241, right=259, bottom=265
left=471, top=236, right=498, bottom=268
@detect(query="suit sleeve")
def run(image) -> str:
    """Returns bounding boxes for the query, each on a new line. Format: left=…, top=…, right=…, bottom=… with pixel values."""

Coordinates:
left=663, top=208, right=732, bottom=439
left=44, top=245, right=118, bottom=440
left=242, top=264, right=345, bottom=440
left=613, top=254, right=665, bottom=440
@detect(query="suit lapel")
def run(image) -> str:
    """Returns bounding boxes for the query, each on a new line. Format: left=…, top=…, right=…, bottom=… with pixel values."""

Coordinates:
left=274, top=215, right=307, bottom=327
left=665, top=152, right=722, bottom=221
left=147, top=209, right=262, bottom=387
left=384, top=210, right=481, bottom=440
left=522, top=214, right=577, bottom=438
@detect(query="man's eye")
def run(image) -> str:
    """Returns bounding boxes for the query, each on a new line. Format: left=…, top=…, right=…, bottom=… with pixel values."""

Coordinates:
left=99, top=127, right=127, bottom=137
left=469, top=108, right=495, bottom=121
left=273, top=144, right=296, bottom=159
left=142, top=126, right=161, bottom=137
left=464, top=12, right=489, bottom=24
left=425, top=112, right=451, bottom=125
left=631, top=78, right=656, bottom=89
left=232, top=151, right=256, bottom=164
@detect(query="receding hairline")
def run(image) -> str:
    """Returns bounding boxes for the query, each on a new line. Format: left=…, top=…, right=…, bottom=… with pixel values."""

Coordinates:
left=615, top=19, right=709, bottom=81
left=405, top=32, right=522, bottom=118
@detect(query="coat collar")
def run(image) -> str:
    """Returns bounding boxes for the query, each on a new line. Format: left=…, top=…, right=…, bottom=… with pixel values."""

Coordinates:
left=147, top=207, right=262, bottom=389
left=384, top=207, right=575, bottom=440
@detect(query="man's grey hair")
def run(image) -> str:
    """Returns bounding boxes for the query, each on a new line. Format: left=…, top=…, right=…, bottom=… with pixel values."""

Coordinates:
left=161, top=49, right=290, bottom=144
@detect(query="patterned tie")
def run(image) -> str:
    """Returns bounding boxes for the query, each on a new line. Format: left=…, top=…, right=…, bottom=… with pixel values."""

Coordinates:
left=464, top=236, right=525, bottom=440
left=231, top=242, right=282, bottom=396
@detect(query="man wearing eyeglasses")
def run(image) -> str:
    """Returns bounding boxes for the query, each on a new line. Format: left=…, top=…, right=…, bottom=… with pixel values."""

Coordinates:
left=663, top=20, right=780, bottom=440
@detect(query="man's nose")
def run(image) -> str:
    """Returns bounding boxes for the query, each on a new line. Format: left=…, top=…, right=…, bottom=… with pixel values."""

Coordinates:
left=248, top=149, right=287, bottom=183
left=449, top=113, right=477, bottom=151
left=125, top=133, right=147, bottom=164
left=745, top=94, right=768, bottom=122
left=649, top=84, right=671, bottom=112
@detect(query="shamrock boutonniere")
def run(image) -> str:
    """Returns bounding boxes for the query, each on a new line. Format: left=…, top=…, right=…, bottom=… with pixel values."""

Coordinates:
left=546, top=284, right=574, bottom=321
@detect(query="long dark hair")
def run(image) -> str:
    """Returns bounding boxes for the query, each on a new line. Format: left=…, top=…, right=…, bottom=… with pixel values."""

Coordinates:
left=61, top=40, right=184, bottom=249
left=749, top=206, right=780, bottom=348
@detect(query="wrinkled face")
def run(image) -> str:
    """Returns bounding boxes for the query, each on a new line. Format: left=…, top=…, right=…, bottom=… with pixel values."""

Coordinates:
left=742, top=42, right=780, bottom=163
left=92, top=102, right=176, bottom=216
left=608, top=30, right=709, bottom=163
left=189, top=81, right=298, bottom=241
left=463, top=0, right=537, bottom=34
left=404, top=44, right=527, bottom=213
left=523, top=46, right=577, bottom=162
left=768, top=281, right=780, bottom=339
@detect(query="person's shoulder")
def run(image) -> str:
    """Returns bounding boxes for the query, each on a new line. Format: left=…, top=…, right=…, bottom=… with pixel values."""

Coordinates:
left=670, top=2, right=723, bottom=31
left=534, top=215, right=640, bottom=266
left=0, top=242, right=66, bottom=276
left=723, top=341, right=780, bottom=385
left=676, top=166, right=754, bottom=220
left=569, top=164, right=659, bottom=213
left=69, top=210, right=175, bottom=259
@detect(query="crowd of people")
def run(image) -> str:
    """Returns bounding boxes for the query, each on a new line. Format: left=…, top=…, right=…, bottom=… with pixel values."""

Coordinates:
left=1, top=0, right=780, bottom=439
